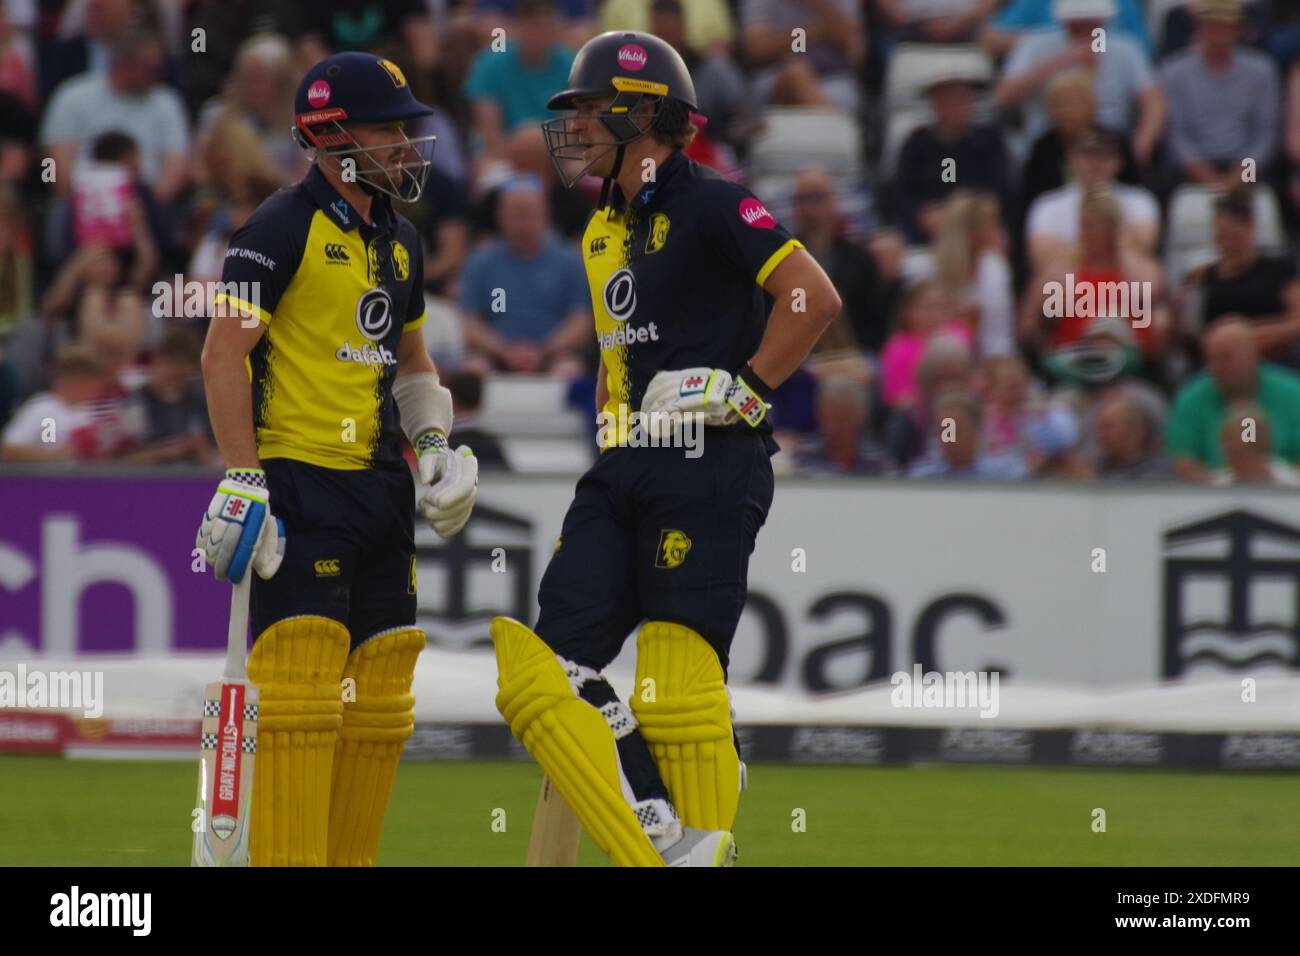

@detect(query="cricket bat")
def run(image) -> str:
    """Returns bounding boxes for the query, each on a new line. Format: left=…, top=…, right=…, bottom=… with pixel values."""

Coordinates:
left=192, top=575, right=257, bottom=866
left=526, top=774, right=582, bottom=866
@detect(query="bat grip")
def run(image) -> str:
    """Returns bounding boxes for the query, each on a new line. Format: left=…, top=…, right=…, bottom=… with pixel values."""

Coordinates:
left=224, top=574, right=252, bottom=681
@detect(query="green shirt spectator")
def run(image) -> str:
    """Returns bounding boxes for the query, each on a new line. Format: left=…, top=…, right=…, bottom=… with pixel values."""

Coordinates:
left=1166, top=363, right=1300, bottom=470
left=464, top=43, right=575, bottom=135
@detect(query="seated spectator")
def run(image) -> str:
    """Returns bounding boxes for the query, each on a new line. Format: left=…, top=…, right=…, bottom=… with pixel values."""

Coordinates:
left=0, top=345, right=117, bottom=461
left=792, top=167, right=889, bottom=357
left=880, top=281, right=972, bottom=411
left=741, top=0, right=863, bottom=113
left=40, top=237, right=149, bottom=360
left=39, top=0, right=140, bottom=101
left=603, top=0, right=733, bottom=52
left=40, top=28, right=191, bottom=206
left=876, top=0, right=999, bottom=44
left=1020, top=69, right=1141, bottom=224
left=980, top=0, right=1151, bottom=57
left=1166, top=316, right=1300, bottom=481
left=1213, top=401, right=1300, bottom=485
left=995, top=0, right=1162, bottom=168
left=1158, top=0, right=1269, bottom=59
left=463, top=0, right=575, bottom=161
left=119, top=328, right=215, bottom=464
left=646, top=0, right=753, bottom=151
left=932, top=190, right=1016, bottom=357
left=441, top=367, right=510, bottom=470
left=893, top=67, right=1011, bottom=245
left=907, top=389, right=1029, bottom=477
left=789, top=375, right=891, bottom=475
left=195, top=34, right=307, bottom=185
left=475, top=0, right=597, bottom=50
left=1041, top=315, right=1169, bottom=465
left=458, top=175, right=590, bottom=375
left=885, top=330, right=975, bottom=466
left=1158, top=0, right=1280, bottom=192
left=1091, top=387, right=1174, bottom=479
left=978, top=354, right=1034, bottom=458
left=1021, top=188, right=1166, bottom=362
left=1024, top=126, right=1159, bottom=272
left=1187, top=189, right=1300, bottom=372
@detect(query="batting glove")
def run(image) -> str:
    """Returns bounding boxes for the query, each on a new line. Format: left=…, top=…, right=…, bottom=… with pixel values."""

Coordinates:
left=196, top=468, right=285, bottom=583
left=415, top=430, right=478, bottom=538
left=641, top=367, right=770, bottom=431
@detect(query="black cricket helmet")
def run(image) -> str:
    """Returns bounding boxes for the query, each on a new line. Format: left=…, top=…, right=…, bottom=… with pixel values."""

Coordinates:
left=543, top=31, right=698, bottom=189
left=292, top=52, right=436, bottom=203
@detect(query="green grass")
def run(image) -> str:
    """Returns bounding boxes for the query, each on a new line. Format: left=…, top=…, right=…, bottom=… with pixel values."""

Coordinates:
left=1, top=757, right=1296, bottom=865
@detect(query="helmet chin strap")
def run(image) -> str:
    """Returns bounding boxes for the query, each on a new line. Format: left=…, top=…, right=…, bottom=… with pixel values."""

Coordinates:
left=599, top=143, right=628, bottom=209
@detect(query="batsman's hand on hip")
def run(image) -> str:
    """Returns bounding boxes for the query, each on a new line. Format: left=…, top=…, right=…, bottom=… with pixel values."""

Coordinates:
left=415, top=430, right=478, bottom=538
left=195, top=468, right=285, bottom=583
left=640, top=367, right=770, bottom=430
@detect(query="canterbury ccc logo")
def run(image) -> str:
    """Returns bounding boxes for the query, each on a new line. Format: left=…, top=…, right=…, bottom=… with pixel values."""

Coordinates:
left=589, top=236, right=608, bottom=255
left=324, top=243, right=350, bottom=263
left=356, top=288, right=393, bottom=341
left=314, top=559, right=340, bottom=576
left=603, top=268, right=637, bottom=323
left=656, top=529, right=693, bottom=569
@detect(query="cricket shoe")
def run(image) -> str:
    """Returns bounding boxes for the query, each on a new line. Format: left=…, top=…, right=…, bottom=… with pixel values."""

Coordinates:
left=656, top=828, right=738, bottom=867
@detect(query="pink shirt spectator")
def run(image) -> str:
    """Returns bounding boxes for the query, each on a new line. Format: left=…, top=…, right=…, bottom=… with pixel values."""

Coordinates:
left=881, top=324, right=973, bottom=408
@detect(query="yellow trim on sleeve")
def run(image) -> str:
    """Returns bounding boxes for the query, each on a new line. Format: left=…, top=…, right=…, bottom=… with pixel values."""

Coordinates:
left=755, top=238, right=804, bottom=287
left=403, top=311, right=427, bottom=332
left=213, top=293, right=272, bottom=326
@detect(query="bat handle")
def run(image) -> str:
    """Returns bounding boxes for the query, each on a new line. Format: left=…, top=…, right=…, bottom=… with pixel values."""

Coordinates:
left=224, top=574, right=252, bottom=681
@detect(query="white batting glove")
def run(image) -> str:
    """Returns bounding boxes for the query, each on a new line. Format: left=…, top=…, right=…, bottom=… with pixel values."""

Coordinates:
left=195, top=468, right=286, bottom=583
left=641, top=367, right=770, bottom=432
left=415, top=431, right=478, bottom=538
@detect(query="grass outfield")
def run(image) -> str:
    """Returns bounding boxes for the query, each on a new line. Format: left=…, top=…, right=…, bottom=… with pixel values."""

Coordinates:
left=1, top=757, right=1297, bottom=865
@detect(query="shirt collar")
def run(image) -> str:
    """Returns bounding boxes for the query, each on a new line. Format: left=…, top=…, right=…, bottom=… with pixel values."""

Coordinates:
left=629, top=149, right=687, bottom=212
left=303, top=164, right=393, bottom=232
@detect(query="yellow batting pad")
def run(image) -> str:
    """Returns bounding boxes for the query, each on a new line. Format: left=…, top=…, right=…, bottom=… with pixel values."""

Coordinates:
left=632, top=621, right=740, bottom=831
left=491, top=617, right=663, bottom=867
left=247, top=615, right=350, bottom=866
left=328, top=627, right=425, bottom=866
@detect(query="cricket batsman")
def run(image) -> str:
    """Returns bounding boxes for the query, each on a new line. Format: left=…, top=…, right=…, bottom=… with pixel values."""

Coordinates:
left=492, top=31, right=840, bottom=866
left=195, top=52, right=478, bottom=866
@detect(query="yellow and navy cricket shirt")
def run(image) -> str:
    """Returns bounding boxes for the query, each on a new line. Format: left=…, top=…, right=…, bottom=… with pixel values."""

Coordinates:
left=582, top=149, right=803, bottom=444
left=214, top=165, right=426, bottom=470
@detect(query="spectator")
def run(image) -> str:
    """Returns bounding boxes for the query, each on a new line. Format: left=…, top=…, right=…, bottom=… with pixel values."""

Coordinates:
left=1187, top=189, right=1300, bottom=371
left=647, top=0, right=752, bottom=151
left=1158, top=0, right=1269, bottom=59
left=298, top=0, right=436, bottom=68
left=1021, top=188, right=1165, bottom=361
left=39, top=0, right=142, bottom=101
left=885, top=322, right=975, bottom=466
left=791, top=167, right=889, bottom=357
left=995, top=0, right=1163, bottom=168
left=790, top=375, right=890, bottom=475
left=464, top=0, right=575, bottom=160
left=1158, top=0, right=1280, bottom=192
left=907, top=389, right=1029, bottom=477
left=119, top=327, right=215, bottom=464
left=876, top=0, right=999, bottom=45
left=458, top=174, right=591, bottom=375
left=981, top=0, right=1151, bottom=57
left=978, top=354, right=1034, bottom=458
left=602, top=0, right=735, bottom=53
left=741, top=0, right=864, bottom=113
left=442, top=367, right=510, bottom=469
left=40, top=28, right=191, bottom=205
left=932, top=190, right=1016, bottom=357
left=880, top=281, right=972, bottom=411
left=1166, top=316, right=1300, bottom=481
left=195, top=34, right=306, bottom=185
left=1023, top=125, right=1159, bottom=272
left=474, top=0, right=597, bottom=50
left=893, top=67, right=1011, bottom=244
left=1019, top=69, right=1141, bottom=223
left=0, top=4, right=35, bottom=110
left=1091, top=386, right=1174, bottom=478
left=1213, top=402, right=1300, bottom=485
left=0, top=344, right=111, bottom=461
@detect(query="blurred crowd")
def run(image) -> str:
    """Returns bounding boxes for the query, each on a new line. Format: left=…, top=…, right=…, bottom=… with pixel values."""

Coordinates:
left=2, top=0, right=1300, bottom=485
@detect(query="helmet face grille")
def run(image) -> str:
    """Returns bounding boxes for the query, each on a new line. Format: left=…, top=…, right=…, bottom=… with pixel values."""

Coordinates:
left=298, top=118, right=436, bottom=204
left=542, top=92, right=671, bottom=189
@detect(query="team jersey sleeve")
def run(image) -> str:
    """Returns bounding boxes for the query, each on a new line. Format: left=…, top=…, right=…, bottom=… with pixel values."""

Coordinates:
left=213, top=203, right=300, bottom=325
left=700, top=179, right=804, bottom=287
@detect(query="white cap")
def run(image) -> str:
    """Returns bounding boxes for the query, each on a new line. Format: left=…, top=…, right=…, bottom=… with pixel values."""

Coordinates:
left=1053, top=0, right=1117, bottom=20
